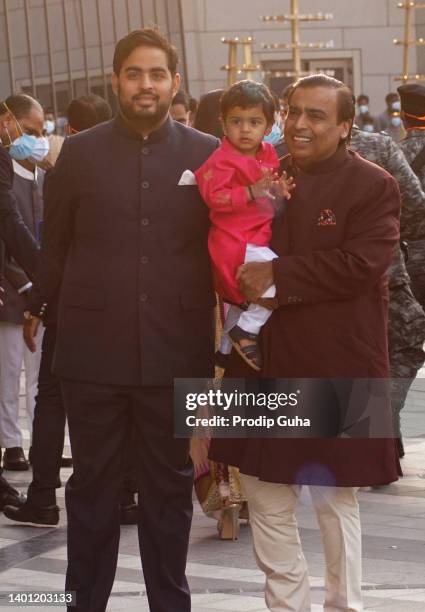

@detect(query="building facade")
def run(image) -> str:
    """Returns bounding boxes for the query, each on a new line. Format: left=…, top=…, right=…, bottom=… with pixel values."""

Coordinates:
left=1, top=0, right=424, bottom=116
left=180, top=0, right=424, bottom=114
left=0, top=0, right=187, bottom=114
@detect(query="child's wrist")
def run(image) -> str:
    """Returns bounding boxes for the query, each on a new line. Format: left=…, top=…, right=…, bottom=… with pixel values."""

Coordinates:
left=247, top=185, right=255, bottom=201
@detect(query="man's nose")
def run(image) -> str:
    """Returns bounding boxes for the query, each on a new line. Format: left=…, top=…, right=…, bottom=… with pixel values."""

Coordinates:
left=293, top=112, right=308, bottom=130
left=139, top=74, right=154, bottom=89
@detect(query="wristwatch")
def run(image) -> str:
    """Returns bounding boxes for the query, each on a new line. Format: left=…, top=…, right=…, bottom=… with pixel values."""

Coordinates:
left=23, top=310, right=35, bottom=321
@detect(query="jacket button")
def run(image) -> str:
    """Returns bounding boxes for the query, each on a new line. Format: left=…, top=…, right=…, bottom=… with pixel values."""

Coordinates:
left=140, top=293, right=148, bottom=302
left=141, top=256, right=148, bottom=264
left=141, top=218, right=149, bottom=226
left=141, top=147, right=149, bottom=155
left=142, top=181, right=150, bottom=189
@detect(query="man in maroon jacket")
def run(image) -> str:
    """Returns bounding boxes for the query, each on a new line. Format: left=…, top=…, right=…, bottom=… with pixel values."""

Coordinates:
left=211, top=75, right=401, bottom=611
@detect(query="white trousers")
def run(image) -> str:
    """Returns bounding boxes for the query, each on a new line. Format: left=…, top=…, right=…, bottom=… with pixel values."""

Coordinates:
left=0, top=321, right=44, bottom=447
left=241, top=474, right=362, bottom=612
left=220, top=244, right=277, bottom=353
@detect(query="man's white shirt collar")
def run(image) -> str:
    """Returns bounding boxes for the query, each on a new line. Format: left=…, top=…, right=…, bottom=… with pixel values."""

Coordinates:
left=12, top=159, right=37, bottom=182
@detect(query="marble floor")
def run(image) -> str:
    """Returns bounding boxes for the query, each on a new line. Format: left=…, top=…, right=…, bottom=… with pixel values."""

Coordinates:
left=0, top=375, right=424, bottom=611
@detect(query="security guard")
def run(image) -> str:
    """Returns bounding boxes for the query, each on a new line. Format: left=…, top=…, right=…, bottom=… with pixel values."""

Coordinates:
left=351, top=126, right=425, bottom=457
left=398, top=83, right=425, bottom=311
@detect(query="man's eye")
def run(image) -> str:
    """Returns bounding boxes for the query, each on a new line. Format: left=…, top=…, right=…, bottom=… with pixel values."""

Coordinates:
left=152, top=72, right=165, bottom=79
left=127, top=72, right=139, bottom=79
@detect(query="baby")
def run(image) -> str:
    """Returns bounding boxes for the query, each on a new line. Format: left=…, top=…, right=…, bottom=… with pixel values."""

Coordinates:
left=195, top=80, right=294, bottom=370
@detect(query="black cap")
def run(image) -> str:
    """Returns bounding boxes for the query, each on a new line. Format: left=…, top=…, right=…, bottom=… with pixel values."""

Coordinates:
left=398, top=83, right=425, bottom=117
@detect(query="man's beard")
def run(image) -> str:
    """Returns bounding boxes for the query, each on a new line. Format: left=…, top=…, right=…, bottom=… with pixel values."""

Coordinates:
left=118, top=87, right=171, bottom=132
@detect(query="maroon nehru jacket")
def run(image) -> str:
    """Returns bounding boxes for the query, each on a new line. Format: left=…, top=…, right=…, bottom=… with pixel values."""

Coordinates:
left=210, top=145, right=402, bottom=487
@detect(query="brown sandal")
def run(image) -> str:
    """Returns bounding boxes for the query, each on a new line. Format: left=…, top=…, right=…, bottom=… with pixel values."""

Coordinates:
left=228, top=325, right=262, bottom=371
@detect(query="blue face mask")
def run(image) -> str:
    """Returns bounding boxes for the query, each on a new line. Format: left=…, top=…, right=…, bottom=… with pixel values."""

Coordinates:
left=359, top=105, right=369, bottom=114
left=390, top=116, right=402, bottom=127
left=8, top=133, right=38, bottom=160
left=391, top=101, right=401, bottom=112
left=363, top=124, right=374, bottom=133
left=44, top=119, right=55, bottom=135
left=263, top=122, right=282, bottom=145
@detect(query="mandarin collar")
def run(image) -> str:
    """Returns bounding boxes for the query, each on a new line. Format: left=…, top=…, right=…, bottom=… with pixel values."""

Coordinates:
left=113, top=113, right=173, bottom=144
left=221, top=136, right=269, bottom=160
left=289, top=144, right=350, bottom=176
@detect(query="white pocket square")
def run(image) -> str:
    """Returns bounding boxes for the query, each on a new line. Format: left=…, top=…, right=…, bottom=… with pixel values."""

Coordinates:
left=178, top=170, right=197, bottom=185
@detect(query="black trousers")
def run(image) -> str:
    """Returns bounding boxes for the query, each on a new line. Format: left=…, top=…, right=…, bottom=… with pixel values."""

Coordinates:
left=28, top=325, right=64, bottom=507
left=61, top=380, right=193, bottom=612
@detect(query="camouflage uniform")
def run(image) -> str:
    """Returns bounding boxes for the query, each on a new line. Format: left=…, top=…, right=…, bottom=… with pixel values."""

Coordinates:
left=351, top=128, right=425, bottom=440
left=399, top=128, right=425, bottom=310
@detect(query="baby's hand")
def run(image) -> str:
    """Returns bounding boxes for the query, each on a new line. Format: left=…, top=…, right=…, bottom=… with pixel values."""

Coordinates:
left=250, top=168, right=279, bottom=200
left=274, top=171, right=296, bottom=200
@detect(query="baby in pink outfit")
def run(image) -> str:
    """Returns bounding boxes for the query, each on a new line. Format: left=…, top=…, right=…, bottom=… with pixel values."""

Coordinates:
left=196, top=81, right=294, bottom=370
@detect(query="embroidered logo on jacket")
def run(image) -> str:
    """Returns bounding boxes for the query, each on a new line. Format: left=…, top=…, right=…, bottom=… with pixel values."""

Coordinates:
left=317, top=209, right=336, bottom=226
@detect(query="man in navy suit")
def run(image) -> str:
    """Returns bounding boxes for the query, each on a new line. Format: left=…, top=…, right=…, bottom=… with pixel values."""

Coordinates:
left=25, top=29, right=218, bottom=612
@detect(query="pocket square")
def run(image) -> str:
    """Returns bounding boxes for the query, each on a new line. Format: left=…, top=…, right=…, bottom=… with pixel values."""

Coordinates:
left=318, top=209, right=336, bottom=226
left=178, top=170, right=197, bottom=186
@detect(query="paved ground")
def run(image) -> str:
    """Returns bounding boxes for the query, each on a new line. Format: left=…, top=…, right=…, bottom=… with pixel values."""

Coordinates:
left=0, top=373, right=424, bottom=611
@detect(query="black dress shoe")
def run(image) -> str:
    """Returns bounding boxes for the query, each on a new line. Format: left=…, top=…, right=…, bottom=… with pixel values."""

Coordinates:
left=3, top=501, right=59, bottom=526
left=3, top=447, right=29, bottom=471
left=120, top=502, right=139, bottom=525
left=0, top=476, right=26, bottom=511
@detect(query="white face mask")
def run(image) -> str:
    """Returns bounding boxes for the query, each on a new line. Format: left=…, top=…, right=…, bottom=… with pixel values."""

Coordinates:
left=391, top=101, right=401, bottom=112
left=29, top=136, right=50, bottom=162
left=363, top=124, right=374, bottom=133
left=359, top=105, right=369, bottom=114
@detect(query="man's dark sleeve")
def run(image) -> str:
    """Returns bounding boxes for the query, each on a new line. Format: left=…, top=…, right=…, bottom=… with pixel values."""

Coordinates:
left=27, top=138, right=75, bottom=316
left=0, top=146, right=39, bottom=279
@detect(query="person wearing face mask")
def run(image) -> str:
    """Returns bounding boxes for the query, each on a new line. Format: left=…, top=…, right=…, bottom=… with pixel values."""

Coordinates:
left=42, top=109, right=64, bottom=168
left=355, top=94, right=378, bottom=132
left=0, top=94, right=48, bottom=473
left=377, top=92, right=404, bottom=142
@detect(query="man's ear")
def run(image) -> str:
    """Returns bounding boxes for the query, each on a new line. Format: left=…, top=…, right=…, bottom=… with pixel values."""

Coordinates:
left=340, top=119, right=352, bottom=140
left=172, top=73, right=181, bottom=98
left=111, top=73, right=118, bottom=97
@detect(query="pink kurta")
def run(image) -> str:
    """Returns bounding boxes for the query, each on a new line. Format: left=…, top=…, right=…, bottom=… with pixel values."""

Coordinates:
left=195, top=138, right=279, bottom=304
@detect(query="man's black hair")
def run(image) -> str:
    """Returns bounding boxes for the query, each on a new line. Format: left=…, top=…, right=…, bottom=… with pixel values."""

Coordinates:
left=67, top=95, right=112, bottom=132
left=357, top=94, right=369, bottom=104
left=220, top=80, right=276, bottom=125
left=385, top=92, right=399, bottom=105
left=113, top=28, right=179, bottom=76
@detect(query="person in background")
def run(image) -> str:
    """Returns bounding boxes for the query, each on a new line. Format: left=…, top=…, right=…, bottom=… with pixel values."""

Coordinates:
left=170, top=90, right=191, bottom=125
left=194, top=89, right=224, bottom=138
left=350, top=125, right=425, bottom=458
left=3, top=95, right=124, bottom=528
left=398, top=83, right=425, bottom=314
left=0, top=99, right=40, bottom=510
left=355, top=94, right=377, bottom=131
left=377, top=92, right=404, bottom=141
left=0, top=94, right=48, bottom=473
left=42, top=109, right=64, bottom=168
left=188, top=95, right=198, bottom=126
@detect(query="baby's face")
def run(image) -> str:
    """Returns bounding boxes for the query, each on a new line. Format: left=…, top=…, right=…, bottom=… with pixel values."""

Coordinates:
left=223, top=104, right=271, bottom=156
